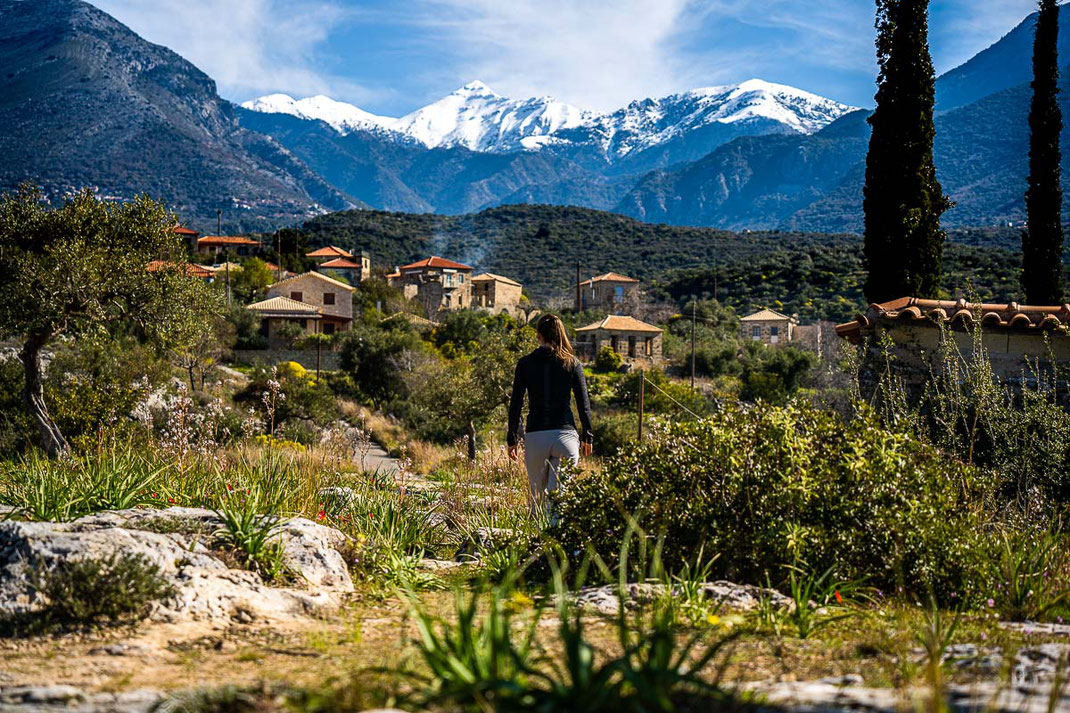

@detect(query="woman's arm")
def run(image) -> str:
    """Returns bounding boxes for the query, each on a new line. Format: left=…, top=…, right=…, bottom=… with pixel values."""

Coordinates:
left=507, top=359, right=526, bottom=449
left=571, top=360, right=594, bottom=451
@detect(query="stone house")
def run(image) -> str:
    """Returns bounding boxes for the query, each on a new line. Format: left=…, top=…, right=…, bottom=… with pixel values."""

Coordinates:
left=740, top=308, right=796, bottom=345
left=195, top=235, right=260, bottom=257
left=574, top=315, right=663, bottom=364
left=576, top=272, right=640, bottom=312
left=308, top=246, right=371, bottom=284
left=836, top=297, right=1070, bottom=384
left=246, top=271, right=356, bottom=341
left=393, top=256, right=474, bottom=315
left=471, top=273, right=523, bottom=315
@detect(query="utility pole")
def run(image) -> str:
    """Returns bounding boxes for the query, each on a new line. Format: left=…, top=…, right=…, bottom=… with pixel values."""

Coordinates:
left=225, top=248, right=231, bottom=308
left=690, top=300, right=696, bottom=391
left=575, top=260, right=581, bottom=313
left=637, top=369, right=645, bottom=441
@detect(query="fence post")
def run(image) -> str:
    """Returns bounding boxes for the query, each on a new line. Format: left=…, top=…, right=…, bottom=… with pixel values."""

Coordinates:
left=637, top=369, right=645, bottom=440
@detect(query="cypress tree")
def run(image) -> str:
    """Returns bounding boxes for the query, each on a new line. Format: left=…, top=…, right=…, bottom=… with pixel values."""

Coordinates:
left=863, top=0, right=950, bottom=303
left=1022, top=0, right=1064, bottom=305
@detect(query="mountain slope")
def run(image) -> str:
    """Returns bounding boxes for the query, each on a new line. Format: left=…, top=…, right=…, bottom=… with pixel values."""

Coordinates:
left=0, top=0, right=355, bottom=231
left=936, top=4, right=1070, bottom=111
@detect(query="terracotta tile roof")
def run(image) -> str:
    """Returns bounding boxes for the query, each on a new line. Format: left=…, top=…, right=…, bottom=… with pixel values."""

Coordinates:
left=269, top=270, right=357, bottom=292
left=172, top=225, right=199, bottom=236
left=836, top=297, right=1070, bottom=343
left=246, top=296, right=322, bottom=318
left=741, top=308, right=793, bottom=322
left=400, top=256, right=473, bottom=271
left=146, top=260, right=214, bottom=278
left=575, top=315, right=663, bottom=334
left=580, top=272, right=639, bottom=285
left=306, top=245, right=353, bottom=258
left=472, top=272, right=521, bottom=287
left=318, top=258, right=363, bottom=269
left=197, top=235, right=259, bottom=247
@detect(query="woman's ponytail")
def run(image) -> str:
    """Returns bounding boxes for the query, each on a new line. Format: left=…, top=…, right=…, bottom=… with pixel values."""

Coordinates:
left=536, top=313, right=575, bottom=367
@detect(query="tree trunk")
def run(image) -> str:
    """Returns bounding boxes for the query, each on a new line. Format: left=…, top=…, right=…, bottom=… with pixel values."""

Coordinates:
left=21, top=329, right=69, bottom=458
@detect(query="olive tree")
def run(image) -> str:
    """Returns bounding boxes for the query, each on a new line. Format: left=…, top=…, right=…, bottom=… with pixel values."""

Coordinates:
left=0, top=186, right=219, bottom=457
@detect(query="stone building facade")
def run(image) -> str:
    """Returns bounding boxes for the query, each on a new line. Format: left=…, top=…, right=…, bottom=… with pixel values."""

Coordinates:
left=574, top=315, right=663, bottom=364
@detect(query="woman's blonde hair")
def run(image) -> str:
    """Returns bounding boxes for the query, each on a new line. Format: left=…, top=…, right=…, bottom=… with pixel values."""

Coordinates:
left=536, top=313, right=575, bottom=366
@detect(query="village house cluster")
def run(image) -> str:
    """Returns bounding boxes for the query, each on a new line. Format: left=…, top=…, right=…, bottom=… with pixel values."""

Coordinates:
left=170, top=225, right=810, bottom=364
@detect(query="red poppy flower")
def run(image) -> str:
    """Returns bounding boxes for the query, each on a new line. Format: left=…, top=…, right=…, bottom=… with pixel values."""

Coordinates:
left=317, top=510, right=326, bottom=521
left=834, top=590, right=843, bottom=604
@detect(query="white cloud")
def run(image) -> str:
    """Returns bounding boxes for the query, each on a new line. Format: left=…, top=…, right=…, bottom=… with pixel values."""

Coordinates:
left=89, top=0, right=381, bottom=104
left=407, top=0, right=714, bottom=111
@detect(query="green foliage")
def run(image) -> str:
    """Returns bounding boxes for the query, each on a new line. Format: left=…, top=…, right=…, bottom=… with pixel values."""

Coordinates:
left=739, top=346, right=818, bottom=405
left=338, top=320, right=427, bottom=404
left=783, top=564, right=858, bottom=639
left=432, top=311, right=490, bottom=354
left=45, top=337, right=170, bottom=451
left=0, top=186, right=221, bottom=456
left=1, top=552, right=174, bottom=635
left=0, top=449, right=166, bottom=522
left=213, top=483, right=288, bottom=580
left=863, top=0, right=950, bottom=301
left=227, top=304, right=268, bottom=350
left=590, top=411, right=634, bottom=459
left=230, top=257, right=276, bottom=305
left=860, top=323, right=1070, bottom=507
left=552, top=402, right=994, bottom=603
left=991, top=528, right=1070, bottom=622
left=236, top=363, right=339, bottom=431
left=593, top=346, right=623, bottom=373
left=1023, top=0, right=1065, bottom=304
left=612, top=369, right=709, bottom=417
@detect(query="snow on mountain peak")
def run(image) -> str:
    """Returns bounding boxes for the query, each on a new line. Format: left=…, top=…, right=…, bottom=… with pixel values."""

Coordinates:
left=242, top=78, right=855, bottom=157
left=239, top=94, right=392, bottom=133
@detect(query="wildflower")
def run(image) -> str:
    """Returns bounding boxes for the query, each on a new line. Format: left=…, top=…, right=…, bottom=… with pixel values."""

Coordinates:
left=511, top=592, right=534, bottom=608
left=980, top=632, right=988, bottom=641
left=706, top=614, right=721, bottom=626
left=167, top=497, right=175, bottom=504
left=986, top=598, right=995, bottom=608
left=317, top=509, right=326, bottom=521
left=834, top=590, right=843, bottom=604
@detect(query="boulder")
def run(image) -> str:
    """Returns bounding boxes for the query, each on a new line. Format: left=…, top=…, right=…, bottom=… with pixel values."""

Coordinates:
left=0, top=507, right=353, bottom=624
left=565, top=580, right=794, bottom=617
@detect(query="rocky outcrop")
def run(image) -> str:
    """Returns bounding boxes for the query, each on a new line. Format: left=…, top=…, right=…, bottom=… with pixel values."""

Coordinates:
left=0, top=507, right=353, bottom=624
left=566, top=580, right=794, bottom=616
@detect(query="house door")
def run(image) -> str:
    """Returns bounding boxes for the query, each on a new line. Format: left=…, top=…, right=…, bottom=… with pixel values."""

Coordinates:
left=628, top=336, right=636, bottom=358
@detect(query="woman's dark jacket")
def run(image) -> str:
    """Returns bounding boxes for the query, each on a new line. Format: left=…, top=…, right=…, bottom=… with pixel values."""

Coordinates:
left=507, top=346, right=594, bottom=447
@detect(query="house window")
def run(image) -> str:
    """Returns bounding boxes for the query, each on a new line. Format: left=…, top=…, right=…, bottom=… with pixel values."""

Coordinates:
left=323, top=292, right=335, bottom=306
left=628, top=336, right=636, bottom=358
left=614, top=286, right=624, bottom=303
left=645, top=337, right=653, bottom=356
left=323, top=323, right=336, bottom=335
left=611, top=336, right=619, bottom=352
left=291, top=291, right=303, bottom=302
left=751, top=325, right=761, bottom=340
left=770, top=325, right=779, bottom=344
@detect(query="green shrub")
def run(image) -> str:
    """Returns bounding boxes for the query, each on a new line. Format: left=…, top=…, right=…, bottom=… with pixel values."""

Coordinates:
left=590, top=410, right=634, bottom=458
left=2, top=552, right=174, bottom=635
left=552, top=402, right=996, bottom=604
left=593, top=346, right=623, bottom=373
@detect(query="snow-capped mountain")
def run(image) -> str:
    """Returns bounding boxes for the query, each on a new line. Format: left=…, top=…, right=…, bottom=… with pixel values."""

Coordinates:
left=390, top=81, right=597, bottom=152
left=242, top=79, right=857, bottom=162
left=592, top=79, right=855, bottom=159
left=241, top=93, right=394, bottom=134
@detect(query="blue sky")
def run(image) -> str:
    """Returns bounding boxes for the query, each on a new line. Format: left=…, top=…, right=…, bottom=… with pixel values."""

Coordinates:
left=91, top=0, right=1041, bottom=115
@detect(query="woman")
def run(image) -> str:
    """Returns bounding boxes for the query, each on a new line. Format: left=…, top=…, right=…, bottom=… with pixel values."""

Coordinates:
left=507, top=313, right=594, bottom=511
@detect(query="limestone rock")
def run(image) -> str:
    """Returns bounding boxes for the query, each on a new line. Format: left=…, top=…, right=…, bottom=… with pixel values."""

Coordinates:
left=0, top=507, right=353, bottom=624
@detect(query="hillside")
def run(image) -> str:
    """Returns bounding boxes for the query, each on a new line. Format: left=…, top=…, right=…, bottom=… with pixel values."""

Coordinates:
left=0, top=0, right=355, bottom=232
left=295, top=204, right=1025, bottom=322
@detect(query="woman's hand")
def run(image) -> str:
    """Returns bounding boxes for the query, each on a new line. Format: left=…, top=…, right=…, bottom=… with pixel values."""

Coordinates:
left=508, top=445, right=519, bottom=462
left=581, top=441, right=593, bottom=458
